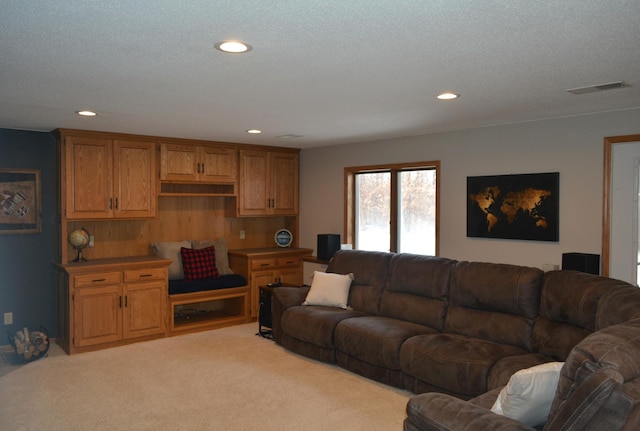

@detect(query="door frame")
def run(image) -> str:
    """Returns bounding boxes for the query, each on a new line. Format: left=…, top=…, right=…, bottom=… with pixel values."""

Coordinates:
left=602, top=134, right=640, bottom=276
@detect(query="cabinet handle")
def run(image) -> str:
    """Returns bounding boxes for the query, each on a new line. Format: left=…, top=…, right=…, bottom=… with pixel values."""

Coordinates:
left=125, top=295, right=128, bottom=307
left=119, top=296, right=122, bottom=308
left=260, top=263, right=270, bottom=267
left=115, top=198, right=118, bottom=209
left=92, top=278, right=106, bottom=282
left=140, top=274, right=152, bottom=278
left=109, top=198, right=113, bottom=209
left=197, top=163, right=201, bottom=173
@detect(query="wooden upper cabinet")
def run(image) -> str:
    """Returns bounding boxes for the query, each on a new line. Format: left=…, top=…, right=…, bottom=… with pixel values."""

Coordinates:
left=113, top=140, right=157, bottom=218
left=65, top=136, right=114, bottom=219
left=64, top=135, right=156, bottom=220
left=160, top=143, right=237, bottom=183
left=238, top=149, right=298, bottom=216
left=271, top=151, right=299, bottom=216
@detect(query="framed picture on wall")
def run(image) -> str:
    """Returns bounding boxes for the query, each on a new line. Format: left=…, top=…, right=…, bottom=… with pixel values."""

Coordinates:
left=467, top=172, right=559, bottom=241
left=0, top=169, right=41, bottom=234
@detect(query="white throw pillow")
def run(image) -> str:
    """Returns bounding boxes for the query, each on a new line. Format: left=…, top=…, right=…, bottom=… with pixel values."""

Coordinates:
left=491, top=361, right=564, bottom=427
left=303, top=271, right=354, bottom=309
left=151, top=240, right=192, bottom=280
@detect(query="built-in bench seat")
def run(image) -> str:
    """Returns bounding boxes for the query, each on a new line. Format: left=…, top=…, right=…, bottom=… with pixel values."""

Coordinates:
left=167, top=275, right=251, bottom=335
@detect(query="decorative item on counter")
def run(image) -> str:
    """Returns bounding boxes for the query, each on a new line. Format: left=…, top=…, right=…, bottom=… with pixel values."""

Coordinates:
left=68, top=227, right=90, bottom=262
left=275, top=229, right=292, bottom=247
left=8, top=326, right=49, bottom=362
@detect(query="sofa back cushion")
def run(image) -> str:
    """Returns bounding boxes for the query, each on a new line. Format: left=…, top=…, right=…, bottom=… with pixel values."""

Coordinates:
left=326, top=250, right=393, bottom=315
left=596, top=284, right=640, bottom=329
left=547, top=318, right=640, bottom=430
left=445, top=261, right=543, bottom=350
left=379, top=253, right=456, bottom=330
left=533, top=270, right=630, bottom=361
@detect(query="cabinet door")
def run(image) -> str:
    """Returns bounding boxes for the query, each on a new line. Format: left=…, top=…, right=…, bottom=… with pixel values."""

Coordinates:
left=122, top=281, right=166, bottom=339
left=271, top=152, right=299, bottom=215
left=279, top=267, right=303, bottom=286
left=65, top=136, right=113, bottom=219
left=238, top=150, right=270, bottom=216
left=113, top=140, right=157, bottom=218
left=74, top=285, right=122, bottom=347
left=160, top=143, right=199, bottom=182
left=251, top=270, right=277, bottom=318
left=200, top=146, right=237, bottom=183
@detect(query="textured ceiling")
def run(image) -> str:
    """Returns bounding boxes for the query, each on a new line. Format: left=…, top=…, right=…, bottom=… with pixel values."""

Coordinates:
left=1, top=1, right=639, bottom=149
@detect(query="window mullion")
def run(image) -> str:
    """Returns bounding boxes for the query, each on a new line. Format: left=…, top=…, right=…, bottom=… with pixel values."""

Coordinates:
left=390, top=170, right=399, bottom=253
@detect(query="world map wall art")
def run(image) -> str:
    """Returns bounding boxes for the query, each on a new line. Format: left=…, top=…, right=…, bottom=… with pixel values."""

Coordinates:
left=467, top=172, right=559, bottom=241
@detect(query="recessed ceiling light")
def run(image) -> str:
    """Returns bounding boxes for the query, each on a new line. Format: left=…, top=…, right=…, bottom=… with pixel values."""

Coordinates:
left=215, top=40, right=252, bottom=53
left=246, top=129, right=262, bottom=134
left=437, top=92, right=459, bottom=100
left=76, top=110, right=97, bottom=117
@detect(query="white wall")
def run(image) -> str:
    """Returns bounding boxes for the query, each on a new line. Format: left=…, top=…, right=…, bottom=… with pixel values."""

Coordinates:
left=298, top=108, right=640, bottom=272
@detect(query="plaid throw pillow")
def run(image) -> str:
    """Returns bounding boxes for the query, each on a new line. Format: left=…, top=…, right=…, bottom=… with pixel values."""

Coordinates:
left=180, top=246, right=219, bottom=281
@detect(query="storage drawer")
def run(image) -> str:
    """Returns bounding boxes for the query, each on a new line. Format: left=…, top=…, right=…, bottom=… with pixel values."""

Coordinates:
left=277, top=257, right=300, bottom=268
left=251, top=258, right=277, bottom=270
left=124, top=268, right=167, bottom=283
left=74, top=272, right=121, bottom=287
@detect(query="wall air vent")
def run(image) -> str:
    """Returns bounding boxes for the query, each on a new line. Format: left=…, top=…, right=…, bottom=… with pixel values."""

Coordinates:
left=565, top=81, right=629, bottom=95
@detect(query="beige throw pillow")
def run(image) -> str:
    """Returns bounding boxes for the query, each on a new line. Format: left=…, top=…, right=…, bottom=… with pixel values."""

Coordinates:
left=303, top=271, right=354, bottom=309
left=151, top=240, right=192, bottom=280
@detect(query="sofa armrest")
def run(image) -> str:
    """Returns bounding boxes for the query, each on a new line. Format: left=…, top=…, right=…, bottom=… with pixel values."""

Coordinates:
left=271, top=286, right=309, bottom=344
left=405, top=393, right=536, bottom=431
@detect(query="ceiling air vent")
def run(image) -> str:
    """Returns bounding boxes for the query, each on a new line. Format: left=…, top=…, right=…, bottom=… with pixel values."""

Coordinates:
left=565, top=81, right=629, bottom=95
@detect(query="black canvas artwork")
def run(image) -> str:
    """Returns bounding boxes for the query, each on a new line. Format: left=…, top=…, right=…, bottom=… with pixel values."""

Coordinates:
left=467, top=172, right=559, bottom=241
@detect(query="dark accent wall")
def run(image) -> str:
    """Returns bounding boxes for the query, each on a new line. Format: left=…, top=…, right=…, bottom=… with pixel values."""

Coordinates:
left=0, top=128, right=56, bottom=341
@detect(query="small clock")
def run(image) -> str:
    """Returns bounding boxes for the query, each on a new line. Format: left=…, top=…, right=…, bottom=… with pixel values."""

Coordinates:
left=275, top=229, right=293, bottom=247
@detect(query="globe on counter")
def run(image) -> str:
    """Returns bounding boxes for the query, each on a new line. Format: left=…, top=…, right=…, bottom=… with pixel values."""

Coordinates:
left=68, top=228, right=90, bottom=262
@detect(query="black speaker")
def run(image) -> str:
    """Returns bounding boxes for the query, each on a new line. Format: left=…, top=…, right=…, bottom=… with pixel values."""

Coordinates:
left=562, top=253, right=600, bottom=275
left=317, top=234, right=341, bottom=261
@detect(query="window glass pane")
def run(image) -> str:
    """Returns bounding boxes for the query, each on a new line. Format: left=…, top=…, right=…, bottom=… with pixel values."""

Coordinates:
left=355, top=172, right=390, bottom=252
left=398, top=169, right=436, bottom=255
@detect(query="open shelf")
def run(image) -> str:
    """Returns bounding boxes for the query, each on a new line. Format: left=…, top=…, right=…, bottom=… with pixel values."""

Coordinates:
left=159, top=182, right=236, bottom=197
left=168, top=286, right=250, bottom=335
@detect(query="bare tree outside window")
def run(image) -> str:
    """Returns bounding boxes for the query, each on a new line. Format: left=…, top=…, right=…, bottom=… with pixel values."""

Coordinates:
left=347, top=162, right=439, bottom=256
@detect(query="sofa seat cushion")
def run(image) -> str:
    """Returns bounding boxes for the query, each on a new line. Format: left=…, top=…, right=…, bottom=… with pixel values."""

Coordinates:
left=488, top=353, right=557, bottom=390
left=401, top=333, right=528, bottom=397
left=335, top=316, right=437, bottom=370
left=280, top=305, right=365, bottom=349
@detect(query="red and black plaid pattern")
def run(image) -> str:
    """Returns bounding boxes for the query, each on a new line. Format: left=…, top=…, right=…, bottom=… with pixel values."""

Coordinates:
left=180, top=246, right=219, bottom=281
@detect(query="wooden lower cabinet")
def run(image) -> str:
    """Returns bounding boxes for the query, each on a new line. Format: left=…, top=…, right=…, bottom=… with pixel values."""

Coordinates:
left=228, top=248, right=312, bottom=318
left=54, top=257, right=171, bottom=354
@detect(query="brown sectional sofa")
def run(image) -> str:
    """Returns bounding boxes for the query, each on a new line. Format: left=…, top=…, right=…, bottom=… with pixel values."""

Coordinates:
left=271, top=250, right=640, bottom=430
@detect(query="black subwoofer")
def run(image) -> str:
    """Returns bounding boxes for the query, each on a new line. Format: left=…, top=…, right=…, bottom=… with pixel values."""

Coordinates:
left=317, top=234, right=341, bottom=261
left=562, top=252, right=600, bottom=275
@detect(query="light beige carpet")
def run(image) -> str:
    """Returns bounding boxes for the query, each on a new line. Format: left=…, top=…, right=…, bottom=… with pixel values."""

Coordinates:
left=0, top=323, right=411, bottom=430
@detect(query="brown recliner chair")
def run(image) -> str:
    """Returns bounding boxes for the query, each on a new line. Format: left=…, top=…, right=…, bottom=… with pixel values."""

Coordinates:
left=404, top=318, right=640, bottom=431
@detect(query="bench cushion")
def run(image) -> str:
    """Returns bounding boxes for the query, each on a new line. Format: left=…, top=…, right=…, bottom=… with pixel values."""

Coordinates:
left=168, top=274, right=247, bottom=295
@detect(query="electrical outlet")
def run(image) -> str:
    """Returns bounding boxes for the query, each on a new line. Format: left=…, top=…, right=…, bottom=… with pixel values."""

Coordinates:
left=4, top=312, right=13, bottom=325
left=240, top=230, right=246, bottom=239
left=89, top=235, right=95, bottom=247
